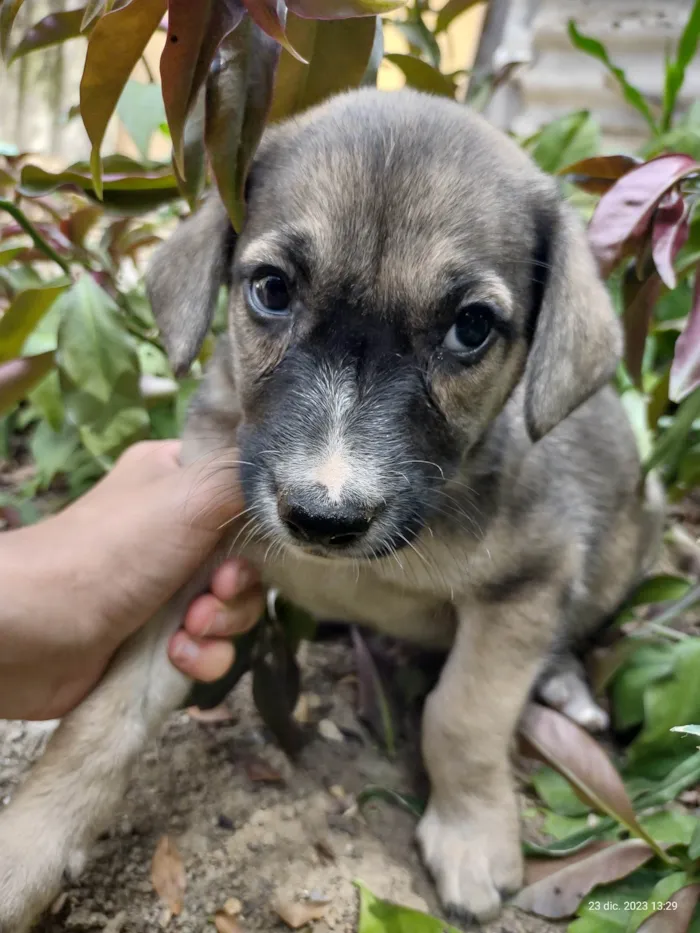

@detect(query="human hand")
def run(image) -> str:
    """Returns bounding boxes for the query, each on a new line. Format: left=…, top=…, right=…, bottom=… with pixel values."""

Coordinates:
left=0, top=440, right=264, bottom=720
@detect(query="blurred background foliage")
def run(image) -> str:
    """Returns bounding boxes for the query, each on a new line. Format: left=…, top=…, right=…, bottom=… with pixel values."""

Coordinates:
left=3, top=1, right=700, bottom=929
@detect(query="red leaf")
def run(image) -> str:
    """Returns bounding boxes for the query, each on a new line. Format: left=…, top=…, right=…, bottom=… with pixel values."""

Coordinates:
left=588, top=155, right=700, bottom=278
left=160, top=0, right=245, bottom=175
left=670, top=263, right=700, bottom=402
left=623, top=272, right=662, bottom=384
left=652, top=190, right=690, bottom=289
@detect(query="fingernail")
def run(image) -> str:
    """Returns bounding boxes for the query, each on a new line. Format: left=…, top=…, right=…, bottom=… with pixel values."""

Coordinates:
left=172, top=635, right=200, bottom=662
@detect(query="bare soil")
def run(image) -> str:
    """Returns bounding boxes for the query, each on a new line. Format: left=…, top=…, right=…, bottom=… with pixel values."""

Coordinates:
left=0, top=638, right=560, bottom=933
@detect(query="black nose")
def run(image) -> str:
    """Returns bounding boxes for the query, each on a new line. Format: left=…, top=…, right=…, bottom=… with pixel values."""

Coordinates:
left=279, top=492, right=376, bottom=548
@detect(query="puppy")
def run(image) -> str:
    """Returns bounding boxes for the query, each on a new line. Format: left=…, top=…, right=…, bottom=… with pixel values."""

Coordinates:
left=0, top=88, right=663, bottom=931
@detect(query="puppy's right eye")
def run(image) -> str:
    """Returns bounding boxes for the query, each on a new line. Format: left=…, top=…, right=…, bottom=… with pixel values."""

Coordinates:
left=247, top=269, right=291, bottom=316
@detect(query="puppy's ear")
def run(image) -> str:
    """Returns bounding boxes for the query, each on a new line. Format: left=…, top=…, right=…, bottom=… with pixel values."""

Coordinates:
left=524, top=200, right=622, bottom=440
left=146, top=196, right=234, bottom=376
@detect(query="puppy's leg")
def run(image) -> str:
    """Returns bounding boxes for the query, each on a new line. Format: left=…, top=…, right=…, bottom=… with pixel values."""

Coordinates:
left=417, top=589, right=561, bottom=923
left=0, top=574, right=208, bottom=933
left=537, top=655, right=609, bottom=732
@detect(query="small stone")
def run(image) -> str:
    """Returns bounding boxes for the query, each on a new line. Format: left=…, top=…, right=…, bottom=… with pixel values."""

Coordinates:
left=223, top=897, right=243, bottom=917
left=217, top=814, right=235, bottom=831
left=318, top=719, right=344, bottom=743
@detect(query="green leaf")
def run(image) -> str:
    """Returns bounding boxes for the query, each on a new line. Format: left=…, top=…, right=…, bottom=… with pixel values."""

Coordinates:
left=9, top=8, right=84, bottom=61
left=632, top=751, right=700, bottom=809
left=570, top=868, right=663, bottom=932
left=646, top=387, right=700, bottom=475
left=29, top=418, right=81, bottom=488
left=56, top=276, right=149, bottom=461
left=662, top=0, right=700, bottom=131
left=205, top=20, right=279, bottom=231
left=19, top=157, right=180, bottom=214
left=384, top=52, right=456, bottom=98
left=79, top=0, right=167, bottom=198
left=626, top=576, right=693, bottom=609
left=523, top=822, right=617, bottom=857
left=0, top=199, right=70, bottom=272
left=533, top=766, right=592, bottom=818
left=611, top=642, right=676, bottom=732
left=626, top=871, right=691, bottom=931
left=626, top=639, right=700, bottom=779
left=435, top=0, right=481, bottom=34
left=639, top=808, right=699, bottom=847
left=116, top=80, right=166, bottom=161
left=542, top=811, right=592, bottom=840
left=28, top=369, right=63, bottom=432
left=567, top=21, right=657, bottom=134
left=528, top=111, right=600, bottom=174
left=355, top=881, right=463, bottom=933
left=269, top=14, right=378, bottom=121
left=0, top=282, right=69, bottom=362
left=0, top=352, right=55, bottom=415
left=392, top=20, right=440, bottom=68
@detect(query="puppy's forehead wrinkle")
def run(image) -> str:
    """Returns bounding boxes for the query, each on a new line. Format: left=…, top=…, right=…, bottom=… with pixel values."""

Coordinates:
left=247, top=98, right=546, bottom=320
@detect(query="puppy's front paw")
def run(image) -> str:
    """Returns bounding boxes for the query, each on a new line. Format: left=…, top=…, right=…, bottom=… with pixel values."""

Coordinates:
left=0, top=809, right=83, bottom=933
left=416, top=797, right=523, bottom=923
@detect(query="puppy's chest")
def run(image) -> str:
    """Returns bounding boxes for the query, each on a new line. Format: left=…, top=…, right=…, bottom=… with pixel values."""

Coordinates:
left=244, top=544, right=456, bottom=647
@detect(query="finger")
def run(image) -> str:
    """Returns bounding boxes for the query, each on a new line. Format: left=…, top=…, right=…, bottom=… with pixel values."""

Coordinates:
left=210, top=558, right=259, bottom=602
left=168, top=631, right=235, bottom=682
left=184, top=588, right=264, bottom=638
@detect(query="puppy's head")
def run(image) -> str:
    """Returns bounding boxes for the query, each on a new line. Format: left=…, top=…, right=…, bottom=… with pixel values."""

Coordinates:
left=148, top=89, right=621, bottom=560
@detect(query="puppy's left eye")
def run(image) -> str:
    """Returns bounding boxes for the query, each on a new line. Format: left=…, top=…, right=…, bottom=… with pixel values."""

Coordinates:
left=247, top=269, right=292, bottom=316
left=444, top=303, right=495, bottom=358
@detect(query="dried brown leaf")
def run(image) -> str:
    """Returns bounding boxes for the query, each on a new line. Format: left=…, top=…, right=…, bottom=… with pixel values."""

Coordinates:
left=214, top=911, right=244, bottom=933
left=187, top=704, right=233, bottom=722
left=150, top=835, right=186, bottom=915
left=515, top=840, right=654, bottom=918
left=273, top=897, right=329, bottom=928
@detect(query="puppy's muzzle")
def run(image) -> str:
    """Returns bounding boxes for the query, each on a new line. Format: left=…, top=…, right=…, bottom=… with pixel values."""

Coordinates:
left=277, top=487, right=381, bottom=550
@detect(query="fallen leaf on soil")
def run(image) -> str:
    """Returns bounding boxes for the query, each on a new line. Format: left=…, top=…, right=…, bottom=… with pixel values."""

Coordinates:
left=515, top=839, right=654, bottom=918
left=151, top=835, right=186, bottom=915
left=187, top=704, right=233, bottom=722
left=244, top=757, right=283, bottom=783
left=519, top=704, right=667, bottom=860
left=214, top=911, right=244, bottom=933
left=637, top=883, right=700, bottom=931
left=273, top=896, right=330, bottom=928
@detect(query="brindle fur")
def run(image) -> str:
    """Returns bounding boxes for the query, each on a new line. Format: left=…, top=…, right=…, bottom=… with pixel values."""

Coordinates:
left=0, top=89, right=663, bottom=931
